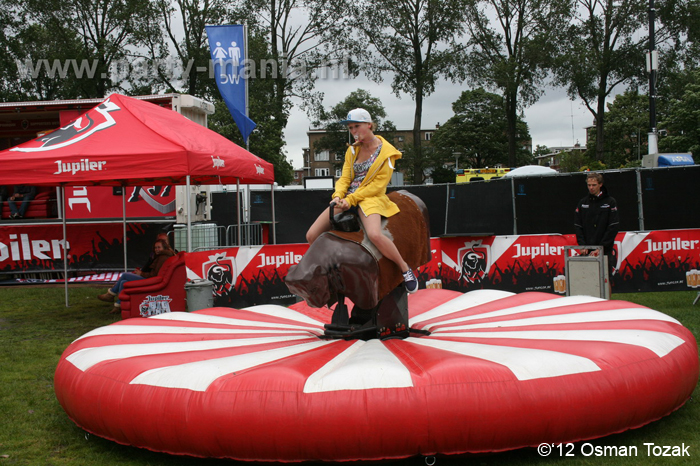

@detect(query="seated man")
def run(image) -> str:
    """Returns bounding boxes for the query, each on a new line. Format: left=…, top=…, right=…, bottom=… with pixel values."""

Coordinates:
left=97, top=238, right=176, bottom=312
left=8, top=185, right=37, bottom=219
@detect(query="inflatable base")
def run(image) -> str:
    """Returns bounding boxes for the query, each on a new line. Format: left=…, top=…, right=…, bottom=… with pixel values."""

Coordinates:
left=54, top=290, right=699, bottom=462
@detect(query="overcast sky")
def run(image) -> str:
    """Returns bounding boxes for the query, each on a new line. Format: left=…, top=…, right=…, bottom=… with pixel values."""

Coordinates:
left=281, top=74, right=598, bottom=170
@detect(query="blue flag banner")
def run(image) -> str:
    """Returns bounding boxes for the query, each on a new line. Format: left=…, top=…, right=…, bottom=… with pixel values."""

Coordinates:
left=206, top=25, right=256, bottom=141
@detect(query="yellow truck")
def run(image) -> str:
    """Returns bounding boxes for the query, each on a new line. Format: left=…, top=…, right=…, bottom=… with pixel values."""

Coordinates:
left=455, top=167, right=510, bottom=183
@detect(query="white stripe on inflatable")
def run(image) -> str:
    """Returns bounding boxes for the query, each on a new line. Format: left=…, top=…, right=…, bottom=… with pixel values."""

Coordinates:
left=432, top=308, right=681, bottom=332
left=407, top=337, right=601, bottom=380
left=129, top=340, right=336, bottom=391
left=410, top=289, right=514, bottom=325
left=151, top=310, right=322, bottom=329
left=66, top=335, right=313, bottom=371
left=240, top=304, right=327, bottom=326
left=303, top=340, right=414, bottom=393
left=75, top=322, right=320, bottom=343
left=416, top=294, right=603, bottom=330
left=433, top=329, right=685, bottom=357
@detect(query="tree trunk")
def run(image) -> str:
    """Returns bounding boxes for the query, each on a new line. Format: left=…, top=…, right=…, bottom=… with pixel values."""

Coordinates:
left=413, top=90, right=424, bottom=185
left=270, top=1, right=288, bottom=131
left=187, top=62, right=197, bottom=96
left=595, top=88, right=607, bottom=161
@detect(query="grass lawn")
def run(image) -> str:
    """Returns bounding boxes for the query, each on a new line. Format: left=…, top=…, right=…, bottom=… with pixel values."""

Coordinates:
left=0, top=286, right=698, bottom=465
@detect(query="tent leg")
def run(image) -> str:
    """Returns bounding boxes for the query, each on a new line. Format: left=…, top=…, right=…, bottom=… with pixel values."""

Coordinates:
left=187, top=176, right=192, bottom=252
left=62, top=186, right=69, bottom=307
left=236, top=179, right=241, bottom=246
left=123, top=186, right=128, bottom=272
left=271, top=183, right=276, bottom=244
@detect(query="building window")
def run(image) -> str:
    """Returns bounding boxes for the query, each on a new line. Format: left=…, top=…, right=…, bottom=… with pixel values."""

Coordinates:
left=397, top=136, right=405, bottom=142
left=424, top=132, right=433, bottom=141
left=315, top=150, right=329, bottom=161
left=335, top=169, right=342, bottom=177
left=335, top=152, right=343, bottom=161
left=315, top=168, right=330, bottom=176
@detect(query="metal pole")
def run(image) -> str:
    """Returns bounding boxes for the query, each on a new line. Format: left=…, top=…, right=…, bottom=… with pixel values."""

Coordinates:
left=636, top=168, right=645, bottom=231
left=244, top=22, right=250, bottom=152
left=245, top=185, right=250, bottom=245
left=444, top=184, right=450, bottom=235
left=510, top=177, right=518, bottom=235
left=61, top=186, right=69, bottom=307
left=236, top=178, right=241, bottom=246
left=271, top=183, right=277, bottom=244
left=122, top=186, right=127, bottom=272
left=186, top=176, right=192, bottom=252
left=647, top=0, right=659, bottom=154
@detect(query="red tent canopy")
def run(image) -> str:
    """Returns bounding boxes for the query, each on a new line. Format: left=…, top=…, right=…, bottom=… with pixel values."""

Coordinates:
left=0, top=93, right=274, bottom=186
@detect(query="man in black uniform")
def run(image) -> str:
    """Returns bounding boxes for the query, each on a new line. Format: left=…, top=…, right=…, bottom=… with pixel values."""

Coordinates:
left=574, top=172, right=620, bottom=283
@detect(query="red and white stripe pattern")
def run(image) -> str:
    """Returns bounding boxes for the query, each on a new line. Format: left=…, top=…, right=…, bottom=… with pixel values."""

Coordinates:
left=55, top=289, right=699, bottom=462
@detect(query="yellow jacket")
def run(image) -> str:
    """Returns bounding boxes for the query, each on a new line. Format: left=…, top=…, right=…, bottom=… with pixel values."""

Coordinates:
left=332, top=135, right=402, bottom=217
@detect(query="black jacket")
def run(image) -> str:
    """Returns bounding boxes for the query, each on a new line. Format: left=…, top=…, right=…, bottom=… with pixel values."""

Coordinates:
left=574, top=185, right=619, bottom=254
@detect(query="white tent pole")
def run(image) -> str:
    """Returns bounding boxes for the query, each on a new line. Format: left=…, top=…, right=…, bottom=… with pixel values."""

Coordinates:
left=122, top=187, right=127, bottom=272
left=187, top=176, right=192, bottom=252
left=62, top=186, right=69, bottom=307
left=271, top=183, right=276, bottom=244
left=236, top=179, right=241, bottom=246
left=245, top=184, right=250, bottom=243
left=244, top=22, right=250, bottom=152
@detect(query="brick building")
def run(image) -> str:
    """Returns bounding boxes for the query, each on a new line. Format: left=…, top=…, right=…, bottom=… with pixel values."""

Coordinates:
left=295, top=125, right=440, bottom=185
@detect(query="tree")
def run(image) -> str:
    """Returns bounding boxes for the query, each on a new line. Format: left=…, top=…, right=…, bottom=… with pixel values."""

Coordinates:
left=132, top=3, right=296, bottom=183
left=11, top=23, right=86, bottom=100
left=430, top=165, right=459, bottom=184
left=242, top=0, right=358, bottom=132
left=344, top=0, right=471, bottom=184
left=559, top=150, right=591, bottom=172
left=311, top=89, right=396, bottom=174
left=464, top=0, right=573, bottom=167
left=553, top=0, right=647, bottom=161
left=3, top=2, right=90, bottom=100
left=0, top=2, right=26, bottom=101
left=149, top=0, right=232, bottom=96
left=17, top=0, right=160, bottom=98
left=600, top=89, right=649, bottom=166
left=209, top=100, right=294, bottom=185
left=430, top=88, right=531, bottom=169
left=657, top=0, right=700, bottom=69
left=658, top=69, right=700, bottom=156
left=533, top=144, right=550, bottom=159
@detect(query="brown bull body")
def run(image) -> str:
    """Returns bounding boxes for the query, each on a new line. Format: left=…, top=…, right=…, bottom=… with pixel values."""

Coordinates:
left=285, top=190, right=431, bottom=311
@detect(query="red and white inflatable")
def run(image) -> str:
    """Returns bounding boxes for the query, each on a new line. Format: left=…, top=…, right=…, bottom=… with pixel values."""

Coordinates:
left=54, top=290, right=699, bottom=462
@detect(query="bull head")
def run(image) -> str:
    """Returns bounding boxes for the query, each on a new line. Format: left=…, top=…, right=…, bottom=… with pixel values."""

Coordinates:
left=285, top=234, right=380, bottom=309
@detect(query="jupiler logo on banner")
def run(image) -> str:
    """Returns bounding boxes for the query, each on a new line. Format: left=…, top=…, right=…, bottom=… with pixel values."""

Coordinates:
left=12, top=99, right=120, bottom=154
left=203, top=253, right=237, bottom=297
left=458, top=240, right=491, bottom=283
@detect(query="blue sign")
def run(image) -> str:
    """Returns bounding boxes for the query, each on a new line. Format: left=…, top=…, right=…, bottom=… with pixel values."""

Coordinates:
left=206, top=25, right=256, bottom=142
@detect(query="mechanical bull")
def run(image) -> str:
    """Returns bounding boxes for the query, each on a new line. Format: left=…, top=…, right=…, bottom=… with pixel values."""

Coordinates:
left=285, top=190, right=431, bottom=339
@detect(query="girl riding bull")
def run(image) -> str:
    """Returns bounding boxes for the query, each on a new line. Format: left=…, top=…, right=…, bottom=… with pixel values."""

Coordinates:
left=305, top=108, right=418, bottom=293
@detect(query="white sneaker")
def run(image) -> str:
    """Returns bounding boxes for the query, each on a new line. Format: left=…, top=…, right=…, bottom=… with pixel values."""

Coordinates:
left=403, top=269, right=419, bottom=294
